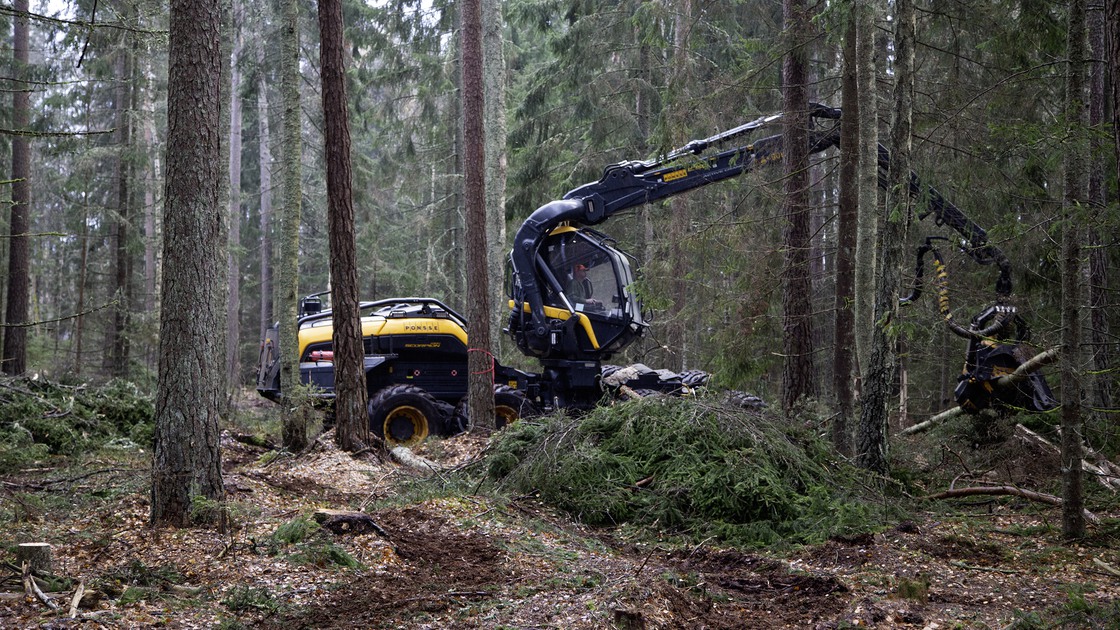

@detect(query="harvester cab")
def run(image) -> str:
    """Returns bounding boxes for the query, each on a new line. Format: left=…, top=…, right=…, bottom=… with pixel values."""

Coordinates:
left=507, top=225, right=646, bottom=363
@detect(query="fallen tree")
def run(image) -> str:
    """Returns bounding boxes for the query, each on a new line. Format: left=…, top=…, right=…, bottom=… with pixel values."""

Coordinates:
left=926, top=484, right=1100, bottom=524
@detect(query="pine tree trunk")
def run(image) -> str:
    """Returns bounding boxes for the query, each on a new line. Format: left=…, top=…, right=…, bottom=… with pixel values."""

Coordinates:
left=278, top=0, right=306, bottom=451
left=463, top=0, right=496, bottom=430
left=857, top=0, right=914, bottom=474
left=833, top=14, right=858, bottom=456
left=319, top=0, right=369, bottom=451
left=227, top=0, right=244, bottom=394
left=151, top=0, right=227, bottom=527
left=853, top=0, right=879, bottom=381
left=1061, top=0, right=1087, bottom=540
left=3, top=0, right=31, bottom=376
left=781, top=0, right=814, bottom=410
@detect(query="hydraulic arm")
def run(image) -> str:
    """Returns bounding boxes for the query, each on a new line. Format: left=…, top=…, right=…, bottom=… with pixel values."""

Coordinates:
left=510, top=104, right=1014, bottom=358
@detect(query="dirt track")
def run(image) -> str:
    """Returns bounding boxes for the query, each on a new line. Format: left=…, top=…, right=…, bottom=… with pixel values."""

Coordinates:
left=2, top=428, right=1118, bottom=628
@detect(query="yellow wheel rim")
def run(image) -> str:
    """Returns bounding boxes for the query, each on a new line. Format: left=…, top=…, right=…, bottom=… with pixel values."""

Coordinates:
left=383, top=406, right=429, bottom=447
left=495, top=404, right=520, bottom=430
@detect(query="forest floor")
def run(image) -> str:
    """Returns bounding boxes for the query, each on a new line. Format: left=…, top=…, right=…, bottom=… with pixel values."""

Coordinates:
left=2, top=396, right=1120, bottom=629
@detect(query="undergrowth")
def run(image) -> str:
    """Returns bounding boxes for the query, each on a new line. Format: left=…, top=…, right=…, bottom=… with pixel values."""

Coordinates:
left=484, top=396, right=901, bottom=547
left=0, top=377, right=154, bottom=471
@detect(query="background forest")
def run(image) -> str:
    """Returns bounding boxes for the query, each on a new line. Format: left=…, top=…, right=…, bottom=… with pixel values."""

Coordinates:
left=0, top=0, right=1116, bottom=443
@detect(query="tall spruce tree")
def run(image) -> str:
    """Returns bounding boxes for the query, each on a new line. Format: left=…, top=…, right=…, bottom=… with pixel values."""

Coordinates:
left=319, top=0, right=369, bottom=451
left=3, top=0, right=31, bottom=376
left=1061, top=0, right=1087, bottom=540
left=857, top=0, right=913, bottom=473
left=151, top=0, right=227, bottom=527
left=781, top=0, right=814, bottom=411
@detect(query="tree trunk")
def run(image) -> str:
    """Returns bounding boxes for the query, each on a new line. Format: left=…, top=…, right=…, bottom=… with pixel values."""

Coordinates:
left=1061, top=0, right=1087, bottom=540
left=226, top=0, right=244, bottom=395
left=483, top=0, right=507, bottom=354
left=319, top=0, right=370, bottom=451
left=833, top=14, right=858, bottom=456
left=1088, top=2, right=1112, bottom=412
left=664, top=0, right=693, bottom=373
left=278, top=0, right=306, bottom=451
left=857, top=0, right=914, bottom=474
left=853, top=0, right=879, bottom=380
left=781, top=0, right=814, bottom=411
left=109, top=25, right=135, bottom=378
left=3, top=0, right=31, bottom=376
left=462, top=0, right=496, bottom=430
left=257, top=40, right=275, bottom=344
left=151, top=0, right=227, bottom=527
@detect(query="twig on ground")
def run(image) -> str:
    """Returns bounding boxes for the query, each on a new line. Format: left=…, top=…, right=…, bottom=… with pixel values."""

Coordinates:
left=21, top=562, right=58, bottom=610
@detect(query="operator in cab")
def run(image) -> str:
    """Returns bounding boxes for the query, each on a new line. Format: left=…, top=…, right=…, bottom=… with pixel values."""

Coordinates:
left=567, top=263, right=601, bottom=309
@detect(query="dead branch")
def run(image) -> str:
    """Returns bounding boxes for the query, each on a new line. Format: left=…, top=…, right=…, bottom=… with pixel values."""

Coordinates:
left=927, top=485, right=1100, bottom=524
left=21, top=562, right=58, bottom=610
left=68, top=580, right=85, bottom=618
left=1093, top=558, right=1120, bottom=579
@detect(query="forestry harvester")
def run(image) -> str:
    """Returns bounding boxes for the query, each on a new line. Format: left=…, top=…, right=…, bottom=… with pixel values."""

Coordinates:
left=257, top=104, right=1054, bottom=446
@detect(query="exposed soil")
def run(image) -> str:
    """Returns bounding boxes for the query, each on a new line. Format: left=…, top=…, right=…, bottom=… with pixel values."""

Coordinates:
left=2, top=409, right=1119, bottom=629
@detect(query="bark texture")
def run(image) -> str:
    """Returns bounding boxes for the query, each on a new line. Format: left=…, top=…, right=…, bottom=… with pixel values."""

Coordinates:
left=319, top=0, right=369, bottom=451
left=278, top=0, right=306, bottom=450
left=151, top=0, right=227, bottom=526
left=462, top=0, right=496, bottom=429
left=257, top=37, right=275, bottom=343
left=483, top=0, right=507, bottom=353
left=833, top=14, right=859, bottom=456
left=1061, top=0, right=1087, bottom=540
left=853, top=0, right=878, bottom=378
left=781, top=0, right=814, bottom=411
left=3, top=0, right=31, bottom=376
left=227, top=0, right=244, bottom=393
left=110, top=25, right=135, bottom=378
left=857, top=0, right=914, bottom=474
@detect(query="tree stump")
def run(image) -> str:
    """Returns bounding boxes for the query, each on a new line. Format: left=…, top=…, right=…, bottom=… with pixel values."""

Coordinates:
left=16, top=543, right=52, bottom=574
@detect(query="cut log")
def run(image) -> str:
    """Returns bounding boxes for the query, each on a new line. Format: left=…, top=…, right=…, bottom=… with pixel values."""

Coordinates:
left=16, top=543, right=52, bottom=574
left=389, top=446, right=443, bottom=472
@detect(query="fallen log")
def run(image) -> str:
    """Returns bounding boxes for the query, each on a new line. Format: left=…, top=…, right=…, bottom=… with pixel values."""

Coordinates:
left=1015, top=424, right=1120, bottom=492
left=926, top=485, right=1100, bottom=524
left=899, top=406, right=965, bottom=436
left=389, top=446, right=443, bottom=472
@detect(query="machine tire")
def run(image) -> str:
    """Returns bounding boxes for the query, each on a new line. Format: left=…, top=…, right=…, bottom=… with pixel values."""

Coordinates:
left=454, top=384, right=540, bottom=432
left=368, top=384, right=441, bottom=447
left=678, top=369, right=711, bottom=388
